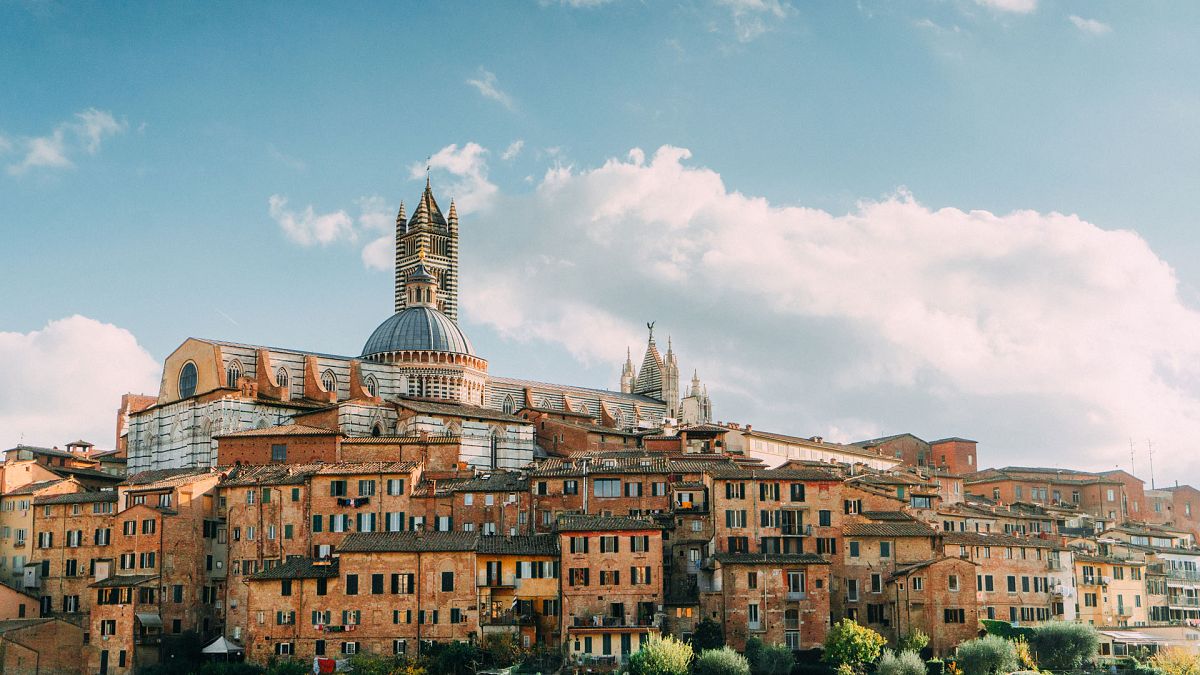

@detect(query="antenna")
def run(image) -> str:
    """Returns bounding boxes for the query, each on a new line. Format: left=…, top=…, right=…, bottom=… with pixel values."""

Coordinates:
left=1129, top=438, right=1136, bottom=477
left=1147, top=439, right=1156, bottom=490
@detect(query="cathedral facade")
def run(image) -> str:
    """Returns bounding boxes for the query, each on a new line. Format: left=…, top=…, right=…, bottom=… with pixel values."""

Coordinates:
left=125, top=182, right=712, bottom=473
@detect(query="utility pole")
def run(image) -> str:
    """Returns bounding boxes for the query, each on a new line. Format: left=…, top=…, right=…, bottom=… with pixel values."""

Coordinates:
left=1147, top=439, right=1156, bottom=489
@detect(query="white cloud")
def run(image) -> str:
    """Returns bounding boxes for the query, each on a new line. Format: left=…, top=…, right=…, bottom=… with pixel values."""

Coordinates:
left=408, top=142, right=498, bottom=216
left=0, top=316, right=160, bottom=450
left=6, top=108, right=126, bottom=175
left=974, top=0, right=1036, bottom=14
left=466, top=68, right=516, bottom=111
left=1069, top=15, right=1112, bottom=36
left=716, top=0, right=790, bottom=42
left=501, top=140, right=525, bottom=161
left=268, top=195, right=355, bottom=246
left=436, top=144, right=1200, bottom=481
left=268, top=144, right=307, bottom=170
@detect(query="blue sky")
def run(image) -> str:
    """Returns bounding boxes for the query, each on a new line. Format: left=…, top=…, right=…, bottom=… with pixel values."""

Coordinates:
left=3, top=1, right=1200, bottom=484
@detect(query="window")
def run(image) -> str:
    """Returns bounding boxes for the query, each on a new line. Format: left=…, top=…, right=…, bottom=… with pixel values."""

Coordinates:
left=330, top=481, right=347, bottom=497
left=600, top=536, right=620, bottom=553
left=226, top=361, right=242, bottom=387
left=372, top=574, right=384, bottom=594
left=949, top=575, right=960, bottom=591
left=345, top=574, right=358, bottom=595
left=724, top=510, right=747, bottom=528
left=849, top=541, right=860, bottom=558
left=178, top=362, right=197, bottom=398
left=570, top=536, right=589, bottom=553
left=790, top=484, right=806, bottom=502
left=441, top=571, right=454, bottom=592
left=748, top=603, right=761, bottom=629
left=847, top=579, right=859, bottom=601
left=652, top=482, right=667, bottom=496
left=322, top=370, right=337, bottom=393
left=564, top=480, right=578, bottom=495
left=387, top=479, right=405, bottom=495
left=625, top=482, right=643, bottom=497
left=880, top=541, right=891, bottom=558
left=271, top=444, right=287, bottom=462
left=570, top=568, right=590, bottom=586
left=912, top=577, right=923, bottom=591
left=818, top=510, right=831, bottom=527
left=359, top=480, right=376, bottom=497
left=365, top=375, right=378, bottom=397
left=464, top=493, right=474, bottom=506
left=725, top=482, right=746, bottom=499
left=276, top=367, right=289, bottom=388
left=944, top=608, right=966, bottom=623
left=594, top=479, right=621, bottom=497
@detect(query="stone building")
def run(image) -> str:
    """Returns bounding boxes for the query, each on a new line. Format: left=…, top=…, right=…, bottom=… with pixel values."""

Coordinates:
left=29, top=490, right=118, bottom=617
left=699, top=553, right=830, bottom=651
left=123, top=183, right=685, bottom=475
left=941, top=531, right=1060, bottom=624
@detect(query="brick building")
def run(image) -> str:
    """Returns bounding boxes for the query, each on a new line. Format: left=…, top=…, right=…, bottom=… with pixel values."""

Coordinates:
left=29, top=490, right=118, bottom=617
left=557, top=514, right=663, bottom=669
left=941, top=531, right=1060, bottom=624
left=699, top=553, right=830, bottom=650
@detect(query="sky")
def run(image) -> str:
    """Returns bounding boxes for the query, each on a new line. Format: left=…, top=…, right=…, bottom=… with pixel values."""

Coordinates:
left=2, top=0, right=1200, bottom=486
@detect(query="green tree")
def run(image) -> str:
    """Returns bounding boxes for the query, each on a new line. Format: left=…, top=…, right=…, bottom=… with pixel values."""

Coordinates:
left=482, top=632, right=526, bottom=668
left=753, top=644, right=796, bottom=675
left=1030, top=621, right=1099, bottom=670
left=822, top=619, right=887, bottom=671
left=955, top=635, right=1018, bottom=675
left=898, top=629, right=929, bottom=655
left=744, top=638, right=764, bottom=672
left=628, top=635, right=695, bottom=675
left=876, top=650, right=926, bottom=675
left=692, top=618, right=727, bottom=652
left=694, top=647, right=752, bottom=675
left=428, top=641, right=485, bottom=675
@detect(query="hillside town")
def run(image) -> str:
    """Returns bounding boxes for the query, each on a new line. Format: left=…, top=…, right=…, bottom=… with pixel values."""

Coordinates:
left=3, top=185, right=1199, bottom=675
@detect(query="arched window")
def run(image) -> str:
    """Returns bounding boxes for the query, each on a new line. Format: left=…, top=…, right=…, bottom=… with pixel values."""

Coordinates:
left=365, top=375, right=378, bottom=397
left=321, top=370, right=337, bottom=394
left=612, top=407, right=624, bottom=428
left=277, top=367, right=289, bottom=389
left=371, top=423, right=383, bottom=437
left=226, top=361, right=242, bottom=388
left=178, top=362, right=197, bottom=398
left=538, top=397, right=553, bottom=409
left=502, top=395, right=516, bottom=415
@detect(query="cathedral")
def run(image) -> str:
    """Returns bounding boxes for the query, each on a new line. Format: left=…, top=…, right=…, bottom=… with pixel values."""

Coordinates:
left=124, top=182, right=714, bottom=473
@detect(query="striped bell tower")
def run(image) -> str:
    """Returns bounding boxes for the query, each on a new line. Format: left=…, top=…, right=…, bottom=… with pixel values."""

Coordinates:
left=393, top=179, right=459, bottom=322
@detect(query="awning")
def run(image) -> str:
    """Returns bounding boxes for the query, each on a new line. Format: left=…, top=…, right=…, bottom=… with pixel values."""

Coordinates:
left=135, top=613, right=163, bottom=629
left=202, top=636, right=245, bottom=654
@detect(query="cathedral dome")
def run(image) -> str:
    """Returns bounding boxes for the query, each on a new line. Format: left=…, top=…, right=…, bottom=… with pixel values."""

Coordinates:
left=361, top=306, right=475, bottom=357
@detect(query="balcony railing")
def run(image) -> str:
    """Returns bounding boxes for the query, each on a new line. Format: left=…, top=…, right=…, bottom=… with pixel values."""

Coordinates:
left=786, top=590, right=807, bottom=601
left=1168, top=596, right=1200, bottom=607
left=1166, top=569, right=1200, bottom=582
left=571, top=615, right=659, bottom=629
left=781, top=525, right=813, bottom=537
left=482, top=610, right=537, bottom=626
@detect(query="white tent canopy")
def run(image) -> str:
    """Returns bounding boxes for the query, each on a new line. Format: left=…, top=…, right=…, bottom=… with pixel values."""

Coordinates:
left=202, top=636, right=245, bottom=655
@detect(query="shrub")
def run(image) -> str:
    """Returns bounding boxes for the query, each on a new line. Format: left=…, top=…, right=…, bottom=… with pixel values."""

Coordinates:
left=980, top=620, right=1035, bottom=642
left=693, top=618, right=727, bottom=652
left=925, top=658, right=944, bottom=675
left=746, top=638, right=764, bottom=672
left=755, top=644, right=796, bottom=675
left=877, top=650, right=927, bottom=675
left=695, top=647, right=752, bottom=675
left=629, top=635, right=695, bottom=675
left=899, top=631, right=930, bottom=655
left=1029, top=621, right=1098, bottom=671
left=1150, top=648, right=1200, bottom=675
left=427, top=641, right=484, bottom=675
left=264, top=661, right=311, bottom=675
left=822, top=619, right=887, bottom=670
left=1012, top=637, right=1036, bottom=671
left=955, top=636, right=1018, bottom=675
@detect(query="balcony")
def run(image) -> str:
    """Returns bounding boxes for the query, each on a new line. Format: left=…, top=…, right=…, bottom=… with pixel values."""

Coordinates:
left=481, top=610, right=537, bottom=626
left=1166, top=569, right=1200, bottom=582
left=570, top=615, right=660, bottom=630
left=786, top=590, right=808, bottom=601
left=781, top=525, right=813, bottom=537
left=1168, top=596, right=1200, bottom=608
left=477, top=572, right=517, bottom=588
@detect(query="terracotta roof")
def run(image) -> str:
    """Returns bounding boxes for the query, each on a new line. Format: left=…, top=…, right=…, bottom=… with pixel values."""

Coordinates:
left=49, top=466, right=121, bottom=482
left=712, top=553, right=829, bottom=565
left=221, top=461, right=419, bottom=487
left=4, top=479, right=67, bottom=496
left=843, top=521, right=937, bottom=537
left=929, top=437, right=977, bottom=445
left=123, top=468, right=215, bottom=491
left=555, top=513, right=661, bottom=532
left=941, top=531, right=1057, bottom=548
left=4, top=444, right=77, bottom=459
left=91, top=574, right=159, bottom=588
left=413, top=472, right=527, bottom=496
left=888, top=556, right=976, bottom=580
left=394, top=396, right=528, bottom=425
left=215, top=424, right=339, bottom=438
left=34, top=491, right=118, bottom=505
left=862, top=511, right=918, bottom=521
left=247, top=557, right=340, bottom=580
left=339, top=531, right=479, bottom=553
left=706, top=465, right=841, bottom=481
left=477, top=534, right=560, bottom=556
left=1074, top=552, right=1142, bottom=566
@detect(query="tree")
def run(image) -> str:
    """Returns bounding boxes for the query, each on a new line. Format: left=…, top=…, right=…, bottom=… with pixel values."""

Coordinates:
left=428, top=641, right=484, bottom=675
left=482, top=633, right=526, bottom=668
left=695, top=647, right=752, bottom=675
left=754, top=644, right=796, bottom=675
left=1150, top=648, right=1200, bottom=675
left=955, top=635, right=1018, bottom=675
left=822, top=619, right=887, bottom=671
left=693, top=618, right=727, bottom=652
left=629, top=635, right=695, bottom=675
left=1030, top=621, right=1098, bottom=670
left=745, top=638, right=764, bottom=672
left=876, top=650, right=926, bottom=675
left=898, top=629, right=929, bottom=655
